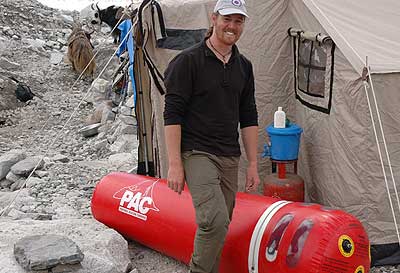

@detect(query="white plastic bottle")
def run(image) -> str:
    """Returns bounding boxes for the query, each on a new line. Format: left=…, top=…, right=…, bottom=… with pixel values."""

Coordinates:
left=274, top=107, right=286, bottom=128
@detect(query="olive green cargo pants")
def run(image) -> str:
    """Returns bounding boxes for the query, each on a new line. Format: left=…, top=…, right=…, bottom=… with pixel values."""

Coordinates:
left=182, top=150, right=240, bottom=273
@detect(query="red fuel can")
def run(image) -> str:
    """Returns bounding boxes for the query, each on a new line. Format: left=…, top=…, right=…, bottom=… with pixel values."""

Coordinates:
left=263, top=173, right=305, bottom=202
left=91, top=172, right=370, bottom=273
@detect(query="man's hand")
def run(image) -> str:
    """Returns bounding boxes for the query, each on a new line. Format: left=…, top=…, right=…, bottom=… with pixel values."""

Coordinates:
left=165, top=124, right=185, bottom=194
left=167, top=163, right=185, bottom=194
left=245, top=164, right=260, bottom=192
left=241, top=126, right=260, bottom=193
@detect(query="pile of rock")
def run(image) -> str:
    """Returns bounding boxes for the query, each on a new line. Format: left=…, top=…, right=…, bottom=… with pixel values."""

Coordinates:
left=0, top=0, right=188, bottom=272
left=0, top=0, right=140, bottom=270
left=79, top=76, right=139, bottom=164
left=0, top=149, right=43, bottom=192
left=0, top=0, right=75, bottom=46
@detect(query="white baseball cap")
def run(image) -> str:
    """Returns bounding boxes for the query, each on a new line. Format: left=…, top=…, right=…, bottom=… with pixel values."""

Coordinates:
left=213, top=0, right=249, bottom=18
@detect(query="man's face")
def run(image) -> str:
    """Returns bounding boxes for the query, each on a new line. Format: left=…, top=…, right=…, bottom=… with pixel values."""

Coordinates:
left=212, top=13, right=245, bottom=46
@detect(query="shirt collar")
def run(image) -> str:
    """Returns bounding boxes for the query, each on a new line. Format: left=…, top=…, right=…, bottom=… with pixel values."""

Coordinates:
left=202, top=38, right=239, bottom=62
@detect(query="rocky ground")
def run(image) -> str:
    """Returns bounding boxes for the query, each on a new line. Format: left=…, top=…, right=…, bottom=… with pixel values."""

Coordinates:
left=0, top=0, right=187, bottom=272
left=0, top=0, right=398, bottom=272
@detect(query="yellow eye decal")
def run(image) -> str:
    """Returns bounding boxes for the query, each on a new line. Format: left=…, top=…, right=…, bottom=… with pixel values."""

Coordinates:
left=338, top=235, right=355, bottom=258
left=354, top=265, right=364, bottom=273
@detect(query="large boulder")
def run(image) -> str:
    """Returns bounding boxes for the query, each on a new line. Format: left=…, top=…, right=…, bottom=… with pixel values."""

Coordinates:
left=0, top=218, right=132, bottom=273
left=0, top=149, right=26, bottom=180
left=14, top=234, right=84, bottom=271
left=0, top=75, right=20, bottom=111
left=10, top=156, right=44, bottom=177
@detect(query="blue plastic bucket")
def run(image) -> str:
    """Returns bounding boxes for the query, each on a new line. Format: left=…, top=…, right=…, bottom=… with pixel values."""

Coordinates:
left=266, top=123, right=303, bottom=160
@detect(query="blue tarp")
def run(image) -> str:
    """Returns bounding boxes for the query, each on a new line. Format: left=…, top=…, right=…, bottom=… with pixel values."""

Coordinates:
left=116, top=19, right=136, bottom=106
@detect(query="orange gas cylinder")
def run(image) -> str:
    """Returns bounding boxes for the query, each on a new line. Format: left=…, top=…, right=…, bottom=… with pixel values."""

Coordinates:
left=264, top=173, right=305, bottom=202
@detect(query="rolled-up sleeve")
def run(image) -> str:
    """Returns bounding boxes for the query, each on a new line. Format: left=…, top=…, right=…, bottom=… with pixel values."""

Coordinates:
left=163, top=53, right=193, bottom=126
left=239, top=63, right=258, bottom=128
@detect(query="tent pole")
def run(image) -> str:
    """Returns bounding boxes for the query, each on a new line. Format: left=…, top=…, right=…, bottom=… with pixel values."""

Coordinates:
left=136, top=48, right=150, bottom=175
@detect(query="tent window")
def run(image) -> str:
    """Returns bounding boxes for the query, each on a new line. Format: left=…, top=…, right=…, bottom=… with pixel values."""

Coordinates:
left=289, top=28, right=335, bottom=114
left=298, top=40, right=327, bottom=97
left=146, top=1, right=207, bottom=51
left=156, top=28, right=207, bottom=50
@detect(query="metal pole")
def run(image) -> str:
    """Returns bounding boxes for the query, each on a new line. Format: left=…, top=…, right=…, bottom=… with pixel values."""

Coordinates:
left=136, top=48, right=150, bottom=175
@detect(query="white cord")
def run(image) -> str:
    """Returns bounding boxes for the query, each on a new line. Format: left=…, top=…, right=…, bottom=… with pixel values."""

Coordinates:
left=365, top=63, right=400, bottom=244
left=307, top=0, right=400, bottom=243
left=363, top=60, right=400, bottom=244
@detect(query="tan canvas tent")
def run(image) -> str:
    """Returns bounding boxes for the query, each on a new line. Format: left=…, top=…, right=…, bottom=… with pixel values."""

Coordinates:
left=131, top=0, right=400, bottom=262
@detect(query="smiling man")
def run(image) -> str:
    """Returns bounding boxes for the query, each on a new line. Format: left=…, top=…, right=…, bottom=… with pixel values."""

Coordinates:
left=163, top=0, right=259, bottom=272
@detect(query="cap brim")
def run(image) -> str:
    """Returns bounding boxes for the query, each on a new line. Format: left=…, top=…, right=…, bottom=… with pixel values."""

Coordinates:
left=218, top=8, right=249, bottom=18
